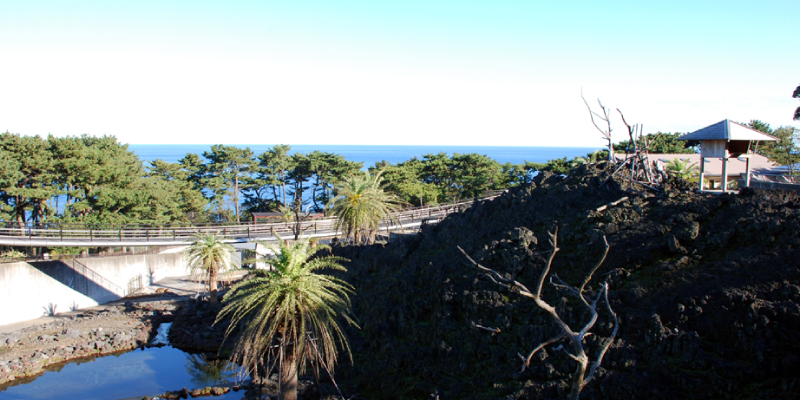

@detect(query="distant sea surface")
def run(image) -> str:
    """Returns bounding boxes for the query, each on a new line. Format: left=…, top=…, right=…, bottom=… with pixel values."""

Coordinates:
left=127, top=144, right=599, bottom=167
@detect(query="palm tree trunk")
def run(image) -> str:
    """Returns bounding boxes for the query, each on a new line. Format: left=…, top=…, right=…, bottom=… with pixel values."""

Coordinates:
left=279, top=348, right=299, bottom=400
left=209, top=268, right=218, bottom=307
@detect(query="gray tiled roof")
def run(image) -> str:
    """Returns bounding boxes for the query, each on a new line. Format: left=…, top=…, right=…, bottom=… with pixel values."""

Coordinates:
left=678, top=119, right=779, bottom=141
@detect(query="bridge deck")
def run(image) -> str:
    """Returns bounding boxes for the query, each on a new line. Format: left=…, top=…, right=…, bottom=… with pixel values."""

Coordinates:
left=0, top=196, right=499, bottom=247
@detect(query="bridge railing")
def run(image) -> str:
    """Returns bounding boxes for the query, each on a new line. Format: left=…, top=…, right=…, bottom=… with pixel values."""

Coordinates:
left=0, top=218, right=342, bottom=242
left=0, top=195, right=500, bottom=244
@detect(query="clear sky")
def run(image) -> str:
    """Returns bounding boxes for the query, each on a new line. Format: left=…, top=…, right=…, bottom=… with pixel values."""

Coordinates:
left=1, top=0, right=797, bottom=147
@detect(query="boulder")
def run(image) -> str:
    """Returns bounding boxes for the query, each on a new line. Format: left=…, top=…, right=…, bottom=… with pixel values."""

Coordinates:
left=0, top=333, right=20, bottom=345
left=210, top=386, right=227, bottom=395
left=112, top=333, right=131, bottom=344
left=64, top=328, right=81, bottom=338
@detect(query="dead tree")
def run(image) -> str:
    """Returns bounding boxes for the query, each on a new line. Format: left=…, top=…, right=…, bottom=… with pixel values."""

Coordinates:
left=581, top=89, right=614, bottom=162
left=458, top=228, right=618, bottom=400
left=617, top=109, right=659, bottom=186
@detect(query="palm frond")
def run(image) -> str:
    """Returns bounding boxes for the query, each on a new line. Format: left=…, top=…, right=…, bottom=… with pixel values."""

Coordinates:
left=216, top=236, right=357, bottom=385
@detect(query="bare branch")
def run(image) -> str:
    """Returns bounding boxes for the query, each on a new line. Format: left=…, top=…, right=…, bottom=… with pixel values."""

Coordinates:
left=595, top=197, right=629, bottom=212
left=582, top=89, right=611, bottom=140
left=617, top=108, right=635, bottom=150
left=472, top=321, right=502, bottom=334
left=581, top=88, right=614, bottom=161
left=536, top=228, right=560, bottom=299
left=518, top=332, right=566, bottom=372
left=460, top=228, right=618, bottom=400
left=579, top=235, right=609, bottom=294
left=457, top=246, right=534, bottom=297
left=583, top=283, right=619, bottom=386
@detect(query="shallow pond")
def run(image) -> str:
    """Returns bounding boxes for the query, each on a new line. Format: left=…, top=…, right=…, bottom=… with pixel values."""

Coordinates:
left=0, top=324, right=248, bottom=400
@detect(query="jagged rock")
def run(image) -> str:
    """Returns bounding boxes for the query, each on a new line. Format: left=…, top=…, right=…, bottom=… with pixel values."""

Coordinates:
left=666, top=234, right=687, bottom=254
left=325, top=163, right=800, bottom=399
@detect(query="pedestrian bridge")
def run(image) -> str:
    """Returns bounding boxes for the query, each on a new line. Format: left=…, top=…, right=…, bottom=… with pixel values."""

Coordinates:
left=0, top=196, right=499, bottom=247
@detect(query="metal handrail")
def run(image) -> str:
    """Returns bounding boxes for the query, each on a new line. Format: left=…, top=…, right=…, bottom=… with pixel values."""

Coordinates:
left=67, top=258, right=127, bottom=297
left=0, top=194, right=501, bottom=245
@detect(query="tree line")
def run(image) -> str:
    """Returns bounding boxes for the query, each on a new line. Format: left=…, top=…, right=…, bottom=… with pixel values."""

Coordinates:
left=746, top=120, right=800, bottom=174
left=9, top=127, right=795, bottom=228
left=0, top=134, right=545, bottom=227
left=0, top=134, right=206, bottom=227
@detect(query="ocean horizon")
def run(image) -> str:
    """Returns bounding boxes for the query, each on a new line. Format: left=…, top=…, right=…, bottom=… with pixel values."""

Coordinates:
left=127, top=144, right=601, bottom=167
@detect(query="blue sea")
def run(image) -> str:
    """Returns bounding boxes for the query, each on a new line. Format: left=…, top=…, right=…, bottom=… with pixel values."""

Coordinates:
left=127, top=144, right=600, bottom=167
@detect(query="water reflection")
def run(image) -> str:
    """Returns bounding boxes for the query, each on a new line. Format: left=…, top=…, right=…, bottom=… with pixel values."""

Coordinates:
left=185, top=353, right=241, bottom=387
left=0, top=346, right=247, bottom=400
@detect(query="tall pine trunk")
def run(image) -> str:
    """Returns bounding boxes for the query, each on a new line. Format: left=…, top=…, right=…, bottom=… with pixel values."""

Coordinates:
left=15, top=195, right=25, bottom=231
left=233, top=177, right=240, bottom=223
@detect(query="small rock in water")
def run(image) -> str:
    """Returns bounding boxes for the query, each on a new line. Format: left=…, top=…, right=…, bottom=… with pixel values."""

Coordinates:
left=212, top=387, right=229, bottom=395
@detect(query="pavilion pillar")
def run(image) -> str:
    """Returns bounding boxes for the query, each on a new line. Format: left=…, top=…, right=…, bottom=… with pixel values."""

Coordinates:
left=745, top=157, right=752, bottom=188
left=699, top=157, right=705, bottom=191
left=721, top=157, right=729, bottom=192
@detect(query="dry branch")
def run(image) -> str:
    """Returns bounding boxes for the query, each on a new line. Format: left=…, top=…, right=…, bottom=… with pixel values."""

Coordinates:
left=595, top=196, right=629, bottom=212
left=581, top=88, right=614, bottom=161
left=472, top=321, right=502, bottom=333
left=458, top=229, right=618, bottom=400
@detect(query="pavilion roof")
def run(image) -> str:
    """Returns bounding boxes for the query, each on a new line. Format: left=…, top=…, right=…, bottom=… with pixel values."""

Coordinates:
left=678, top=119, right=779, bottom=142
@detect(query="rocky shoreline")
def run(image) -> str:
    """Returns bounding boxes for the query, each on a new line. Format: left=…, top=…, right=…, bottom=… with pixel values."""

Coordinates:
left=1, top=296, right=333, bottom=400
left=0, top=299, right=177, bottom=386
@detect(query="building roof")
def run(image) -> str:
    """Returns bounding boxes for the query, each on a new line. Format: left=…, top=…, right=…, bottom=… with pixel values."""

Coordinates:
left=252, top=212, right=283, bottom=217
left=647, top=153, right=779, bottom=177
left=678, top=119, right=779, bottom=142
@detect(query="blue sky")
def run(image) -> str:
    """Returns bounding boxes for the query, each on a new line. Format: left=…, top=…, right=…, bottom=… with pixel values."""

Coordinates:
left=1, top=0, right=797, bottom=147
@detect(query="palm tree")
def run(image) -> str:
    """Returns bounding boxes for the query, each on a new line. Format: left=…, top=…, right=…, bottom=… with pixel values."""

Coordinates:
left=328, top=170, right=402, bottom=245
left=185, top=353, right=239, bottom=386
left=665, top=158, right=699, bottom=180
left=217, top=237, right=356, bottom=400
left=569, top=150, right=605, bottom=169
left=185, top=233, right=238, bottom=307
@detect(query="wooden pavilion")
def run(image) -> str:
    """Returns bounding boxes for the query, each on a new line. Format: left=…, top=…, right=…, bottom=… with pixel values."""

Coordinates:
left=678, top=119, right=778, bottom=192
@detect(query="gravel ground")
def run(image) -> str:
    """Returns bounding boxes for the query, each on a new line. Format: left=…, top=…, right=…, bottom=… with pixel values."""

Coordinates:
left=0, top=297, right=180, bottom=386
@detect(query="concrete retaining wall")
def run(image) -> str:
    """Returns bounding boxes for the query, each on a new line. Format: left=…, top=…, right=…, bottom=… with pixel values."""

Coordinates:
left=28, top=252, right=190, bottom=305
left=79, top=252, right=189, bottom=290
left=0, top=262, right=97, bottom=326
left=1, top=249, right=242, bottom=327
left=29, top=261, right=122, bottom=304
